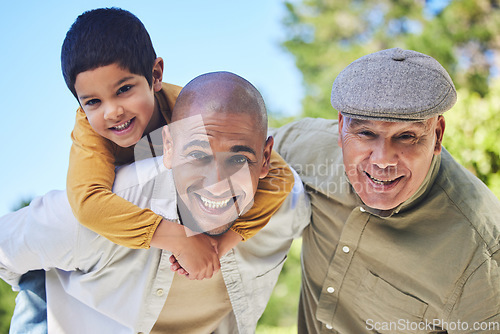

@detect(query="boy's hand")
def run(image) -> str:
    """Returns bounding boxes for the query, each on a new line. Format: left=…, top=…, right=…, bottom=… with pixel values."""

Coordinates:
left=212, top=229, right=243, bottom=257
left=172, top=233, right=220, bottom=280
left=169, top=255, right=186, bottom=275
left=169, top=230, right=243, bottom=277
left=150, top=219, right=220, bottom=280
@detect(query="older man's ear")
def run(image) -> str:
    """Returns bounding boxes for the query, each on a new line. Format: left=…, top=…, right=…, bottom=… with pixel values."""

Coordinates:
left=162, top=125, right=174, bottom=169
left=434, top=115, right=446, bottom=155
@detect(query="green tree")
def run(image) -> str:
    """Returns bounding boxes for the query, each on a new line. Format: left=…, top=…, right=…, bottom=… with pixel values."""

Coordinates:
left=406, top=0, right=500, bottom=97
left=0, top=282, right=16, bottom=334
left=443, top=81, right=500, bottom=196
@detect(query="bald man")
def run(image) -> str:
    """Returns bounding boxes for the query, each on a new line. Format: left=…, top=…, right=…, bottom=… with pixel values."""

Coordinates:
left=0, top=72, right=310, bottom=334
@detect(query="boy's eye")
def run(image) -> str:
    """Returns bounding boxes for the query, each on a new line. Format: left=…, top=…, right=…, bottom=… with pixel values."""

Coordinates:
left=117, top=85, right=133, bottom=95
left=85, top=99, right=100, bottom=106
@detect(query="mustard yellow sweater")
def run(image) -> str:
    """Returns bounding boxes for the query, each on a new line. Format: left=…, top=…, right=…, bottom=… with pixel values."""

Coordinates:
left=66, top=83, right=294, bottom=248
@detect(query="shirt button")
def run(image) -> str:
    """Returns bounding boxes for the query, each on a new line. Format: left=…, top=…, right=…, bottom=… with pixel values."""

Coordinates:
left=342, top=246, right=350, bottom=253
left=326, top=324, right=333, bottom=330
left=359, top=207, right=366, bottom=212
left=156, top=289, right=164, bottom=296
left=327, top=286, right=335, bottom=293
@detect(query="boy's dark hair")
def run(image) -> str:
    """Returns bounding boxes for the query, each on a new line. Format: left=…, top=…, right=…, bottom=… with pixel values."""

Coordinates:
left=61, top=7, right=157, bottom=98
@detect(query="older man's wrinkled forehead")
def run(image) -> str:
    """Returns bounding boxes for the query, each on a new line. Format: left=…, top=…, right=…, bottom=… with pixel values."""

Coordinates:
left=171, top=72, right=267, bottom=136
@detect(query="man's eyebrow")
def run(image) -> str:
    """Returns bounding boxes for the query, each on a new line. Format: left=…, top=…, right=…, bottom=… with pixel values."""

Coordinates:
left=346, top=118, right=370, bottom=129
left=183, top=140, right=210, bottom=151
left=182, top=141, right=257, bottom=156
left=230, top=145, right=257, bottom=156
left=347, top=118, right=428, bottom=131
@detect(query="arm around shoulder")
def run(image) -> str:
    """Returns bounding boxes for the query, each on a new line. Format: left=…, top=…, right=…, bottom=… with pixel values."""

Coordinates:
left=230, top=150, right=295, bottom=240
left=67, top=108, right=163, bottom=249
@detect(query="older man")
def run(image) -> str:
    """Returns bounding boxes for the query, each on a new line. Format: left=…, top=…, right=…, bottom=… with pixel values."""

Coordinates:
left=0, top=72, right=310, bottom=334
left=272, top=48, right=500, bottom=333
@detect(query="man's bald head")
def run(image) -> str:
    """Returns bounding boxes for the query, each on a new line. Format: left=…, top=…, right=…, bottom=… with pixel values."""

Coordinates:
left=163, top=71, right=273, bottom=236
left=172, top=71, right=268, bottom=140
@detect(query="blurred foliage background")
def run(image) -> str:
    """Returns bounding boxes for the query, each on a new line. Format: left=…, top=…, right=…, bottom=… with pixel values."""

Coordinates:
left=1, top=0, right=500, bottom=333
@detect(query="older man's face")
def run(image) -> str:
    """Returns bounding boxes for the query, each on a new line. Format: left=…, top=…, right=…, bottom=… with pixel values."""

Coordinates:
left=163, top=111, right=272, bottom=235
left=338, top=115, right=445, bottom=211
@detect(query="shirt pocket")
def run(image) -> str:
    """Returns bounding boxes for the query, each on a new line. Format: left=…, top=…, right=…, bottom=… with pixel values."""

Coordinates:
left=354, top=271, right=429, bottom=334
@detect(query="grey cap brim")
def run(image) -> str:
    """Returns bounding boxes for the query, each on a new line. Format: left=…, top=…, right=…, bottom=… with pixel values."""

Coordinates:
left=331, top=48, right=457, bottom=122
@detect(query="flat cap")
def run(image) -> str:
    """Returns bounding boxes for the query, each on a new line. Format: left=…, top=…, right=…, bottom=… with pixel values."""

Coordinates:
left=331, top=48, right=457, bottom=122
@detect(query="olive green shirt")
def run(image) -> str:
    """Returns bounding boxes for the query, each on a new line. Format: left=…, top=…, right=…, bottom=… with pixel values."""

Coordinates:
left=272, top=118, right=500, bottom=334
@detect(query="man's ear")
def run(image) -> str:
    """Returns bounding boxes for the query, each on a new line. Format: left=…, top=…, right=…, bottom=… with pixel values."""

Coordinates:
left=259, top=136, right=274, bottom=179
left=162, top=125, right=173, bottom=169
left=152, top=57, right=164, bottom=92
left=434, top=115, right=446, bottom=155
left=338, top=113, right=344, bottom=148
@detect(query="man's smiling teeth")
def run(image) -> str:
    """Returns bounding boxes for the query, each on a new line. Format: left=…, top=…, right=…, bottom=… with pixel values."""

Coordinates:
left=112, top=119, right=131, bottom=131
left=368, top=174, right=398, bottom=185
left=200, top=196, right=231, bottom=209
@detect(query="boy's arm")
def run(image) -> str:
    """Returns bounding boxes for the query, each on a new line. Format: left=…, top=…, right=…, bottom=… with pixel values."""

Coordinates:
left=229, top=149, right=294, bottom=241
left=68, top=108, right=220, bottom=278
left=67, top=108, right=164, bottom=249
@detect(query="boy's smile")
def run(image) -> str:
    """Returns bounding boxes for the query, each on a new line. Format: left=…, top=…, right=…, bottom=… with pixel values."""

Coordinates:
left=74, top=62, right=163, bottom=148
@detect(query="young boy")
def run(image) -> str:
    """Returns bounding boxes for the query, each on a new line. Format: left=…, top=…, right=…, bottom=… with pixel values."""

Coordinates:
left=11, top=7, right=293, bottom=332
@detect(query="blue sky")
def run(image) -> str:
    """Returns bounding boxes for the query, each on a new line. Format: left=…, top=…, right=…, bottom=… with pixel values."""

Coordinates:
left=0, top=1, right=303, bottom=215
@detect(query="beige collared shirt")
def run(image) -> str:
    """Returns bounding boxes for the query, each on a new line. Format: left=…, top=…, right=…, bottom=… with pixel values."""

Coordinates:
left=273, top=117, right=500, bottom=334
left=0, top=157, right=310, bottom=334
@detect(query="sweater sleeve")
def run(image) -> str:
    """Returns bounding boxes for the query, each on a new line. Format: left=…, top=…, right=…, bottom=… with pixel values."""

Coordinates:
left=66, top=107, right=163, bottom=249
left=230, top=149, right=294, bottom=240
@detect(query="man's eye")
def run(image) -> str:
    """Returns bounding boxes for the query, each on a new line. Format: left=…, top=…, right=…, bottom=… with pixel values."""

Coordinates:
left=398, top=133, right=416, bottom=141
left=188, top=151, right=211, bottom=162
left=117, top=85, right=133, bottom=95
left=358, top=131, right=375, bottom=137
left=228, top=155, right=250, bottom=165
left=85, top=99, right=100, bottom=106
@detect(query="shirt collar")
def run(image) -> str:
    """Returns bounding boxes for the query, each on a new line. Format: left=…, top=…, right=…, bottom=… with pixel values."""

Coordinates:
left=149, top=162, right=179, bottom=222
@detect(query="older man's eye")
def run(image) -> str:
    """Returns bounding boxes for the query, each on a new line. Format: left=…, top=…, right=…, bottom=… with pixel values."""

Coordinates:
left=398, top=133, right=417, bottom=141
left=358, top=130, right=375, bottom=138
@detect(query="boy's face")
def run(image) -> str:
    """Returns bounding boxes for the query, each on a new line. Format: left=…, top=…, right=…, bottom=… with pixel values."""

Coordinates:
left=74, top=61, right=162, bottom=148
left=163, top=111, right=272, bottom=235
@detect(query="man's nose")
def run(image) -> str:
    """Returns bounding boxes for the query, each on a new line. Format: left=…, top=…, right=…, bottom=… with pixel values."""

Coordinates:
left=204, top=162, right=232, bottom=197
left=104, top=103, right=125, bottom=121
left=369, top=139, right=398, bottom=169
